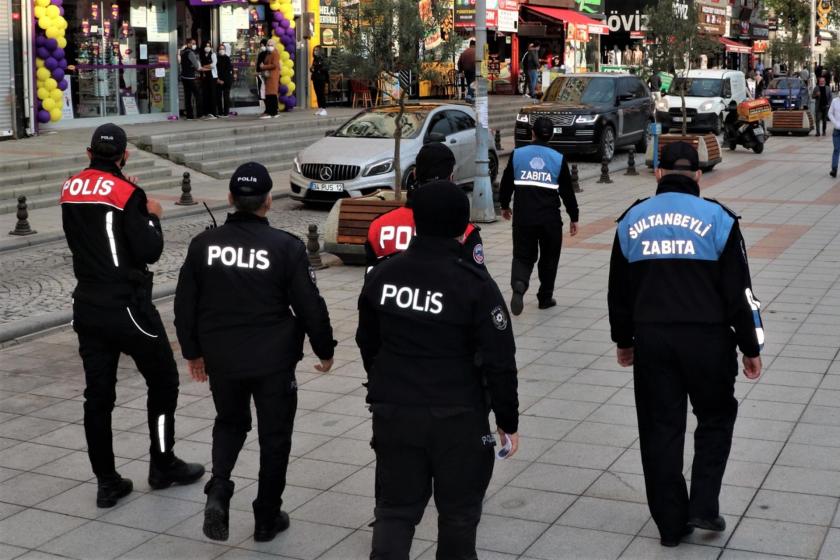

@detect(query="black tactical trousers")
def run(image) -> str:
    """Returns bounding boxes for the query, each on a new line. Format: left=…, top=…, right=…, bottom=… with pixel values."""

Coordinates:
left=511, top=220, right=563, bottom=302
left=370, top=407, right=494, bottom=560
left=208, top=374, right=297, bottom=518
left=73, top=300, right=179, bottom=478
left=633, top=324, right=738, bottom=541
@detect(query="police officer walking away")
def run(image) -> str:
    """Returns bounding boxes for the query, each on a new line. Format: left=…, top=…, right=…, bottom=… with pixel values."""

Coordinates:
left=500, top=116, right=579, bottom=316
left=365, top=142, right=484, bottom=268
left=174, top=162, right=335, bottom=543
left=60, top=124, right=204, bottom=508
left=356, top=181, right=519, bottom=559
left=608, top=142, right=764, bottom=547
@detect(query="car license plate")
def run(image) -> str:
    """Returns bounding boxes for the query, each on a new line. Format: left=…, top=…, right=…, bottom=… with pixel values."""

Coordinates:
left=309, top=182, right=344, bottom=192
left=553, top=127, right=563, bottom=134
left=673, top=116, right=692, bottom=123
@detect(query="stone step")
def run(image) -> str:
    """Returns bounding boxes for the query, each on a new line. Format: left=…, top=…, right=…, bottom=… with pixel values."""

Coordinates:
left=169, top=135, right=325, bottom=165
left=0, top=166, right=175, bottom=202
left=0, top=175, right=182, bottom=214
left=0, top=158, right=164, bottom=190
left=0, top=153, right=89, bottom=174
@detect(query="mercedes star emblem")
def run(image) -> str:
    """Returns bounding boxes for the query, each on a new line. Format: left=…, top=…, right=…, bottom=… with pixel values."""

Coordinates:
left=319, top=166, right=333, bottom=181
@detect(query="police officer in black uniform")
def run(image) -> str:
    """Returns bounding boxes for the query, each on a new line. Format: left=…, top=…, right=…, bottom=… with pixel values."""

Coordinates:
left=61, top=124, right=204, bottom=508
left=356, top=181, right=519, bottom=560
left=500, top=116, right=579, bottom=316
left=174, top=162, right=335, bottom=543
left=608, top=142, right=764, bottom=548
left=364, top=142, right=484, bottom=269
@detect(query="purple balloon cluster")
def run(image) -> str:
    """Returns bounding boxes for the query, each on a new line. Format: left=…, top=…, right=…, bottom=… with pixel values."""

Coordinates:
left=35, top=0, right=69, bottom=124
left=270, top=10, right=296, bottom=110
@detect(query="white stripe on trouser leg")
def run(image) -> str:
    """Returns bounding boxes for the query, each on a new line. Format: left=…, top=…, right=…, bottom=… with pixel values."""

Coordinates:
left=105, top=211, right=119, bottom=267
left=126, top=308, right=159, bottom=338
left=157, top=414, right=166, bottom=453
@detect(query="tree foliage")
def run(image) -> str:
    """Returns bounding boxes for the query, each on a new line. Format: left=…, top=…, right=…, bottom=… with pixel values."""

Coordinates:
left=330, top=0, right=454, bottom=198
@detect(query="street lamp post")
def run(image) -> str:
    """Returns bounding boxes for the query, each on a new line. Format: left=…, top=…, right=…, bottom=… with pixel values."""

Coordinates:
left=811, top=0, right=817, bottom=74
left=471, top=0, right=496, bottom=223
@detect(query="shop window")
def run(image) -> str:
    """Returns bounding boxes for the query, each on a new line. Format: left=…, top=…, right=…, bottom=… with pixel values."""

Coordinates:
left=64, top=0, right=174, bottom=118
left=219, top=4, right=268, bottom=107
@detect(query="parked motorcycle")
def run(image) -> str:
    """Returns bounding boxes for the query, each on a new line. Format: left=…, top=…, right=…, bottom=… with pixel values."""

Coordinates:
left=723, top=99, right=770, bottom=154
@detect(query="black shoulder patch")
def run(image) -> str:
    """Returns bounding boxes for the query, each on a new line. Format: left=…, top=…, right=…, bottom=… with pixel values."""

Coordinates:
left=615, top=198, right=649, bottom=223
left=704, top=197, right=741, bottom=219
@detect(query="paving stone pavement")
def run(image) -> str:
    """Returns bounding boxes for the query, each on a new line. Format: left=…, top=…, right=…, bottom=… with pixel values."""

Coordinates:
left=0, top=132, right=839, bottom=559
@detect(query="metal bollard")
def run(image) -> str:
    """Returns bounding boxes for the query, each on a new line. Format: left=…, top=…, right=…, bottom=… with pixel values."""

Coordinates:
left=494, top=129, right=502, bottom=151
left=597, top=157, right=613, bottom=184
left=571, top=163, right=582, bottom=193
left=625, top=147, right=638, bottom=176
left=9, top=196, right=36, bottom=236
left=307, top=224, right=327, bottom=270
left=175, top=172, right=197, bottom=206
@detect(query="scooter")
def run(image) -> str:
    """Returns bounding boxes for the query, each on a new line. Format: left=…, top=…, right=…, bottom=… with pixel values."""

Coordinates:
left=723, top=100, right=767, bottom=154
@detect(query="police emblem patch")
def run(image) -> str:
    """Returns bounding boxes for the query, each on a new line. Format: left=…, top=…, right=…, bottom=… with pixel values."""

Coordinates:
left=473, top=243, right=485, bottom=265
left=529, top=157, right=546, bottom=170
left=308, top=267, right=318, bottom=285
left=491, top=305, right=508, bottom=331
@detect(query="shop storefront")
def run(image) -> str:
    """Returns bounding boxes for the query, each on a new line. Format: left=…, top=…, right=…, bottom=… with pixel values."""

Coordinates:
left=602, top=0, right=647, bottom=70
left=520, top=5, right=607, bottom=74
left=1, top=0, right=15, bottom=137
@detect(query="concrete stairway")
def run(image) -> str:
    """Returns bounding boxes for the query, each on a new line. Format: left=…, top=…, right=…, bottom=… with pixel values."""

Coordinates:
left=133, top=96, right=532, bottom=181
left=0, top=153, right=182, bottom=214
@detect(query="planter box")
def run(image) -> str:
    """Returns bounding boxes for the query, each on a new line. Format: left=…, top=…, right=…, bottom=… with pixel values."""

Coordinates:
left=767, top=109, right=814, bottom=136
left=645, top=133, right=722, bottom=172
left=323, top=195, right=405, bottom=265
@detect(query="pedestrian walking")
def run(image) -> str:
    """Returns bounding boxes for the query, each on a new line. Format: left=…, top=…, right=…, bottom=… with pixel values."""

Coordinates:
left=813, top=76, right=831, bottom=136
left=458, top=39, right=476, bottom=101
left=356, top=180, right=519, bottom=560
left=216, top=44, right=234, bottom=117
left=499, top=116, right=579, bottom=316
left=174, top=162, right=335, bottom=543
left=260, top=39, right=281, bottom=119
left=310, top=45, right=329, bottom=116
left=180, top=38, right=201, bottom=120
left=256, top=39, right=268, bottom=115
left=828, top=91, right=840, bottom=177
left=199, top=41, right=218, bottom=119
left=60, top=124, right=205, bottom=508
left=364, top=142, right=484, bottom=268
left=608, top=142, right=764, bottom=548
left=521, top=42, right=540, bottom=98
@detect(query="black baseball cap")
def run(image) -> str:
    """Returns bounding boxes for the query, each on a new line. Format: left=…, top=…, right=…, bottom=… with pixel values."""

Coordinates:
left=412, top=180, right=470, bottom=238
left=416, top=142, right=456, bottom=184
left=532, top=116, right=554, bottom=141
left=229, top=162, right=273, bottom=196
left=89, top=123, right=127, bottom=158
left=660, top=141, right=700, bottom=172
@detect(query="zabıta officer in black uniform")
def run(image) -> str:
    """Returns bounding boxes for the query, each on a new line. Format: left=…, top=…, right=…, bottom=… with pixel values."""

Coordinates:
left=60, top=124, right=205, bottom=508
left=356, top=181, right=519, bottom=560
left=608, top=142, right=764, bottom=547
left=500, top=116, right=579, bottom=316
left=174, top=162, right=335, bottom=543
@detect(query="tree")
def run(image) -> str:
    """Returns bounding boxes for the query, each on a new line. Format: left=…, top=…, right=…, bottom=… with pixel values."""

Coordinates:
left=330, top=0, right=453, bottom=200
left=645, top=0, right=719, bottom=135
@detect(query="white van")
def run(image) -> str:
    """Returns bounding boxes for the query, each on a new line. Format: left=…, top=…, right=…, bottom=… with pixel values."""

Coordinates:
left=655, top=69, right=749, bottom=134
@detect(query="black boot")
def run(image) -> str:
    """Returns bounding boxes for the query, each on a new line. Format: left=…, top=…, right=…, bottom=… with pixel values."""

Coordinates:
left=510, top=281, right=526, bottom=316
left=253, top=506, right=290, bottom=542
left=688, top=515, right=726, bottom=532
left=203, top=477, right=235, bottom=541
left=538, top=298, right=557, bottom=310
left=149, top=455, right=205, bottom=490
left=831, top=168, right=838, bottom=178
left=96, top=474, right=133, bottom=508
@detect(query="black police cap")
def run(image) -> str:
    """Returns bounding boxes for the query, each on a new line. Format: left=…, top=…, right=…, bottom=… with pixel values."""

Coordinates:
left=412, top=180, right=470, bottom=238
left=532, top=116, right=554, bottom=140
left=416, top=142, right=456, bottom=184
left=229, top=162, right=273, bottom=196
left=660, top=141, right=700, bottom=172
left=90, top=123, right=127, bottom=159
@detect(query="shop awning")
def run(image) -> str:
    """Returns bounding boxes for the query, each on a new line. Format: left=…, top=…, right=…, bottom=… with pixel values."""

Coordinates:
left=525, top=6, right=610, bottom=35
left=719, top=37, right=752, bottom=54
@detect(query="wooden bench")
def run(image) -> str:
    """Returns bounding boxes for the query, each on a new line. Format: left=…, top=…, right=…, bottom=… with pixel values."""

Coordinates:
left=326, top=198, right=405, bottom=264
left=767, top=110, right=814, bottom=135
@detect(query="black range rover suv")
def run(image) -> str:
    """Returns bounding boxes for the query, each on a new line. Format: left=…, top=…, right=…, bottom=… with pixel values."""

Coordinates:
left=514, top=73, right=653, bottom=161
